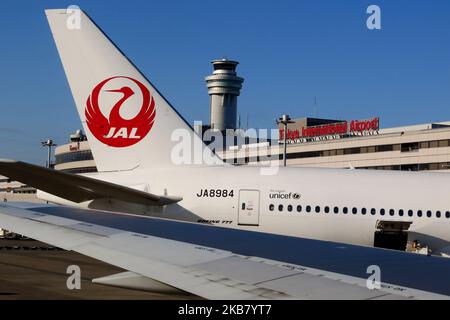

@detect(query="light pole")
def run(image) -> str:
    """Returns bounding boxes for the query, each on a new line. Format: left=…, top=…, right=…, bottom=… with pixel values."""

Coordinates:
left=41, top=139, right=57, bottom=168
left=276, top=114, right=295, bottom=167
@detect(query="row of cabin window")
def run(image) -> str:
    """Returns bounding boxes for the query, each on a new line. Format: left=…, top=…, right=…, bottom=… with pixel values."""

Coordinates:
left=268, top=204, right=450, bottom=218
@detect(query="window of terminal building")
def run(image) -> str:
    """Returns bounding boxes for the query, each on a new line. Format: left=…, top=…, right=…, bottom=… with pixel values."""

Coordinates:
left=401, top=142, right=419, bottom=153
left=55, top=150, right=94, bottom=165
left=401, top=164, right=419, bottom=172
left=288, top=139, right=450, bottom=163
left=344, top=148, right=360, bottom=155
left=358, top=146, right=374, bottom=154
left=421, top=139, right=450, bottom=149
left=287, top=151, right=321, bottom=160
left=420, top=141, right=429, bottom=149
left=240, top=141, right=450, bottom=166
left=369, top=165, right=399, bottom=171
left=428, top=163, right=446, bottom=170
left=376, top=145, right=394, bottom=152
left=61, top=167, right=98, bottom=174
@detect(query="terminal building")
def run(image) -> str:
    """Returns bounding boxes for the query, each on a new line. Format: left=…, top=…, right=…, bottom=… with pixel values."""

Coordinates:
left=54, top=118, right=450, bottom=173
left=54, top=130, right=97, bottom=173
left=0, top=175, right=40, bottom=203
left=51, top=59, right=450, bottom=173
left=218, top=117, right=450, bottom=172
left=0, top=176, right=36, bottom=195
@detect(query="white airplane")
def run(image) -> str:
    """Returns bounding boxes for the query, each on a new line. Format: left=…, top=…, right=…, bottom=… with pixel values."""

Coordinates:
left=1, top=8, right=450, bottom=260
left=1, top=8, right=450, bottom=300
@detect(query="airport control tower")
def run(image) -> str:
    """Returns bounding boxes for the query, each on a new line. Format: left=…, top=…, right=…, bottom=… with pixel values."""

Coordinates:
left=205, top=59, right=244, bottom=131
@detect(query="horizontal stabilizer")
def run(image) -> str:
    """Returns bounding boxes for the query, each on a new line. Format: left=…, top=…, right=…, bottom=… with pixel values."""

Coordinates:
left=0, top=159, right=181, bottom=206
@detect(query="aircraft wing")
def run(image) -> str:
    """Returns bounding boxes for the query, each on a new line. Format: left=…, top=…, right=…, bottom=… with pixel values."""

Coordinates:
left=0, top=160, right=181, bottom=206
left=0, top=202, right=449, bottom=300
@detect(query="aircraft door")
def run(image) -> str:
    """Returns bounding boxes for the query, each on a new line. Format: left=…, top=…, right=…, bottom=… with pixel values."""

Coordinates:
left=238, top=190, right=260, bottom=226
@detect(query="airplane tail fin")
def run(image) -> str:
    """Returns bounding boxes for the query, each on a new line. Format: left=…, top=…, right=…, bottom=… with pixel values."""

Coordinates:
left=46, top=9, right=219, bottom=172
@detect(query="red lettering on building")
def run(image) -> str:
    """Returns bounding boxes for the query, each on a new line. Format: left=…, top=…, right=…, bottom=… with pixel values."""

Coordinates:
left=302, top=122, right=348, bottom=138
left=280, top=128, right=300, bottom=140
left=282, top=117, right=379, bottom=142
left=350, top=118, right=379, bottom=133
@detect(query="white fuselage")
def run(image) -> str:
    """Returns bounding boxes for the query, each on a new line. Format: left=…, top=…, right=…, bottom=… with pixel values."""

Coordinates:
left=39, top=165, right=450, bottom=255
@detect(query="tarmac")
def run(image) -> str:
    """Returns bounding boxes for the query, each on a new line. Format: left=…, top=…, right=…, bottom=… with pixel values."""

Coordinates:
left=0, top=239, right=197, bottom=300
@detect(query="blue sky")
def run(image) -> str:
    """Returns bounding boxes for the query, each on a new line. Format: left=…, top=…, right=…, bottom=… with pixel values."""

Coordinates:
left=0, top=0, right=449, bottom=164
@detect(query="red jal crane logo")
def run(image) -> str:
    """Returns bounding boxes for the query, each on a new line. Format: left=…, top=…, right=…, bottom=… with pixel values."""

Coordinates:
left=85, top=76, right=156, bottom=147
